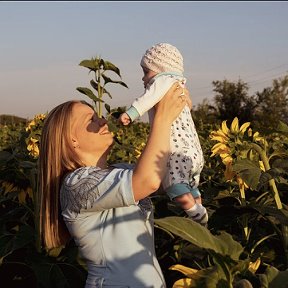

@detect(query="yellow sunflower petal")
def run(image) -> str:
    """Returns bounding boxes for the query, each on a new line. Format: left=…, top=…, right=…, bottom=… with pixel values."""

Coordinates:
left=239, top=122, right=251, bottom=134
left=221, top=120, right=230, bottom=136
left=31, top=145, right=40, bottom=157
left=211, top=142, right=228, bottom=150
left=253, top=132, right=259, bottom=138
left=230, top=117, right=239, bottom=134
left=26, top=187, right=33, bottom=199
left=210, top=135, right=228, bottom=143
left=211, top=143, right=229, bottom=156
left=18, top=189, right=26, bottom=204
left=169, top=264, right=198, bottom=276
left=30, top=137, right=38, bottom=143
left=249, top=258, right=261, bottom=273
left=2, top=181, right=15, bottom=193
left=221, top=155, right=233, bottom=165
left=27, top=144, right=33, bottom=152
left=172, top=278, right=195, bottom=288
left=210, top=129, right=229, bottom=139
left=259, top=161, right=265, bottom=171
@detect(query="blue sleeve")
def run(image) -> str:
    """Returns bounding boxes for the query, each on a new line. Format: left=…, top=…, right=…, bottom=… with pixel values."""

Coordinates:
left=60, top=166, right=136, bottom=214
left=126, top=106, right=140, bottom=122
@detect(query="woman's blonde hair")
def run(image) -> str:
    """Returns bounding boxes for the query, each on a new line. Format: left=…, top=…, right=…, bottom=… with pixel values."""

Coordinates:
left=37, top=100, right=90, bottom=249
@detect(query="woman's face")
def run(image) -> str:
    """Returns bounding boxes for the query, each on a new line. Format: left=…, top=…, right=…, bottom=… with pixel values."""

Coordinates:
left=70, top=103, right=114, bottom=157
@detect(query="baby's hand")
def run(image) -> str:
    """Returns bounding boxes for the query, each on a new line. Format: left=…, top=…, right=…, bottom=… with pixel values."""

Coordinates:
left=119, top=113, right=131, bottom=126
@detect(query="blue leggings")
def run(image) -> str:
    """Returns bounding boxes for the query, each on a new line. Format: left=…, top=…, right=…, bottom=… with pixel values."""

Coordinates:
left=166, top=183, right=201, bottom=201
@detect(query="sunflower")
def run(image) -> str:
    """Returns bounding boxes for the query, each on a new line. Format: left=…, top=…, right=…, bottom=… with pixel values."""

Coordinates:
left=27, top=137, right=40, bottom=158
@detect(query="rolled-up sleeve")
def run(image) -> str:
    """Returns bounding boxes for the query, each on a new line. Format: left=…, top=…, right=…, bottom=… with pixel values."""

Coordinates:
left=93, top=168, right=136, bottom=210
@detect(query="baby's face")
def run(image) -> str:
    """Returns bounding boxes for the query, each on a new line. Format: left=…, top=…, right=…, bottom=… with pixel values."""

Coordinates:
left=141, top=66, right=157, bottom=88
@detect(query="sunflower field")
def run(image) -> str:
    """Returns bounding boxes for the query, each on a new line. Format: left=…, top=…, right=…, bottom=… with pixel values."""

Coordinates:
left=1, top=58, right=288, bottom=287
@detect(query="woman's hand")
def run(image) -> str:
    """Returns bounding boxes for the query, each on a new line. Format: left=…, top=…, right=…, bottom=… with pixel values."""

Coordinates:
left=186, top=91, right=192, bottom=110
left=154, top=82, right=190, bottom=124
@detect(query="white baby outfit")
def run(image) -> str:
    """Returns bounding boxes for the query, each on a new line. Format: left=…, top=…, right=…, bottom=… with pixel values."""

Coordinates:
left=126, top=73, right=204, bottom=199
left=125, top=43, right=208, bottom=225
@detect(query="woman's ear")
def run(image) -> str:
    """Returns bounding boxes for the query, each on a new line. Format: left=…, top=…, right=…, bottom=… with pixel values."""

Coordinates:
left=72, top=137, right=79, bottom=149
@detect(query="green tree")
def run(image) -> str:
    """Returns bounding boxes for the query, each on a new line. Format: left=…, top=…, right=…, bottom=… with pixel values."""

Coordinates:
left=212, top=79, right=256, bottom=125
left=254, top=74, right=288, bottom=132
left=191, top=98, right=219, bottom=127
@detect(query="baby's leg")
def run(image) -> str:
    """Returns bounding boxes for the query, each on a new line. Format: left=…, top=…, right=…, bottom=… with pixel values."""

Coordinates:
left=174, top=193, right=208, bottom=226
left=173, top=193, right=195, bottom=210
left=194, top=196, right=202, bottom=205
left=187, top=203, right=208, bottom=226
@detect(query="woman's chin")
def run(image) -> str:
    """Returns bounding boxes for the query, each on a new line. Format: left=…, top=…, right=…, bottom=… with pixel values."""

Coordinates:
left=108, top=139, right=115, bottom=149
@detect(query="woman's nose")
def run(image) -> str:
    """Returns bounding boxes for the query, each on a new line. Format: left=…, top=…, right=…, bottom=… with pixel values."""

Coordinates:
left=99, top=117, right=107, bottom=126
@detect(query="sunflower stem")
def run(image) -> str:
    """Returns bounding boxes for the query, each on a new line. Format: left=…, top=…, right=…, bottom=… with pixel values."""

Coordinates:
left=250, top=143, right=282, bottom=209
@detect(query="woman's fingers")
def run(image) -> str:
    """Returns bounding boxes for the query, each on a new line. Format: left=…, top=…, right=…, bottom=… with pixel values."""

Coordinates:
left=155, top=82, right=189, bottom=123
left=176, top=86, right=191, bottom=108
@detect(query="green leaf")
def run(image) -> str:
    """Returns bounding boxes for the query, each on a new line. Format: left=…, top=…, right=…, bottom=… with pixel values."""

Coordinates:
left=19, top=161, right=36, bottom=169
left=48, top=247, right=64, bottom=258
left=76, top=87, right=104, bottom=103
left=105, top=103, right=111, bottom=114
left=253, top=205, right=288, bottom=225
left=79, top=58, right=101, bottom=71
left=90, top=79, right=99, bottom=91
left=88, top=81, right=112, bottom=99
left=276, top=121, right=288, bottom=135
left=155, top=216, right=244, bottom=260
left=13, top=225, right=34, bottom=250
left=30, top=263, right=52, bottom=288
left=102, top=60, right=121, bottom=77
left=257, top=166, right=288, bottom=189
left=102, top=74, right=128, bottom=88
left=272, top=159, right=288, bottom=170
left=50, top=264, right=72, bottom=288
left=259, top=266, right=288, bottom=288
left=233, top=159, right=262, bottom=190
left=100, top=87, right=112, bottom=99
left=0, top=234, right=13, bottom=259
left=57, top=263, right=87, bottom=287
left=0, top=225, right=34, bottom=260
left=0, top=151, right=13, bottom=165
left=33, top=263, right=70, bottom=288
left=257, top=171, right=274, bottom=190
left=111, top=111, right=122, bottom=119
left=188, top=265, right=230, bottom=288
left=105, top=89, right=112, bottom=99
left=0, top=262, right=36, bottom=287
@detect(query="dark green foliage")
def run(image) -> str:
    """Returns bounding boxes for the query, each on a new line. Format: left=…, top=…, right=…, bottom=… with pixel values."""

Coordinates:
left=0, top=114, right=28, bottom=125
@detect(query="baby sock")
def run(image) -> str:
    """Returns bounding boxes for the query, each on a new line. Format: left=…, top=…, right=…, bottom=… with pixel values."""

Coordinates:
left=185, top=203, right=208, bottom=226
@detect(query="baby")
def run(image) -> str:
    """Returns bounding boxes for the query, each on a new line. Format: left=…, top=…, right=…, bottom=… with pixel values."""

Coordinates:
left=120, top=43, right=208, bottom=225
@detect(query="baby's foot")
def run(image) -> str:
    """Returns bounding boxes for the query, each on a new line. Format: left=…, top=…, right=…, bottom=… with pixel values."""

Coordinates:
left=185, top=203, right=208, bottom=226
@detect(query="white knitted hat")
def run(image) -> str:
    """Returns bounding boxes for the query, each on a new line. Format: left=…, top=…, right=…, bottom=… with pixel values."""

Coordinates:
left=140, top=43, right=184, bottom=74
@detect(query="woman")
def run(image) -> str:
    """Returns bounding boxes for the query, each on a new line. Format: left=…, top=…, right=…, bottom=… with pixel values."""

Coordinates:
left=38, top=82, right=190, bottom=287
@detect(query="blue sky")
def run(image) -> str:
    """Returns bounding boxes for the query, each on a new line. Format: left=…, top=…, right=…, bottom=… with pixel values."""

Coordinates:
left=1, top=1, right=288, bottom=120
